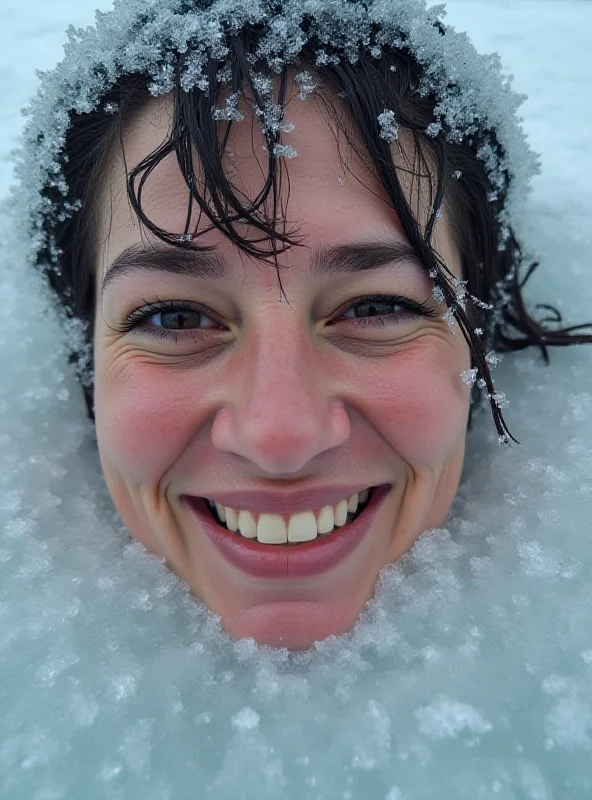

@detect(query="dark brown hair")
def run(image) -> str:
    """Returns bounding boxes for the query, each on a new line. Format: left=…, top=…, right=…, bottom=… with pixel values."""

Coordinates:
left=42, top=35, right=592, bottom=440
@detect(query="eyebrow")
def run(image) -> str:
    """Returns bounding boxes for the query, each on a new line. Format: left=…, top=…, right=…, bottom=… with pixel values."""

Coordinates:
left=101, top=239, right=427, bottom=297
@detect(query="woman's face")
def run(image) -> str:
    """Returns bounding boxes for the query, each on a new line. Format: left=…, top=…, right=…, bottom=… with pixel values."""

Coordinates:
left=93, top=86, right=471, bottom=649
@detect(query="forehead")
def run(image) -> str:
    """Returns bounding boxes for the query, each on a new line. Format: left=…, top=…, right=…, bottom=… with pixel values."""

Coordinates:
left=97, top=78, right=461, bottom=280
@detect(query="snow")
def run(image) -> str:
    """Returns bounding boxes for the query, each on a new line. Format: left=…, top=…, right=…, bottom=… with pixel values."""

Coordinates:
left=0, top=1, right=592, bottom=797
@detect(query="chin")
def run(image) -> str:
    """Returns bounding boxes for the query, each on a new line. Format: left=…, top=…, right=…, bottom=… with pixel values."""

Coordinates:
left=217, top=596, right=371, bottom=650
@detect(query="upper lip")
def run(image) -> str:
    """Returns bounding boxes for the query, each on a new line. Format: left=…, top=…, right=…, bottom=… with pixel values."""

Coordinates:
left=187, top=484, right=388, bottom=515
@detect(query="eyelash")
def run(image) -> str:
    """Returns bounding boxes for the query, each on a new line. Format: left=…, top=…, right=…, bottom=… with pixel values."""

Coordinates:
left=117, top=295, right=437, bottom=341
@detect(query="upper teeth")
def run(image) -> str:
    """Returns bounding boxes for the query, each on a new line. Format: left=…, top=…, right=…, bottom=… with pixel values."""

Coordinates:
left=207, top=488, right=371, bottom=544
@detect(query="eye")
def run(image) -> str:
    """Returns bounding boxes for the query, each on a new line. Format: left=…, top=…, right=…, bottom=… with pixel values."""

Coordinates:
left=151, top=308, right=213, bottom=330
left=338, top=294, right=436, bottom=328
left=116, top=299, right=226, bottom=341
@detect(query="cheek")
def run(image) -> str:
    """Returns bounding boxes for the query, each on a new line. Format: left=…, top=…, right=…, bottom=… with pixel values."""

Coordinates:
left=358, top=341, right=470, bottom=465
left=94, top=361, right=208, bottom=484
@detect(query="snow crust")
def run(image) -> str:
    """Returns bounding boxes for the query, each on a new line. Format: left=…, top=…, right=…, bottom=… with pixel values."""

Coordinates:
left=0, top=1, right=591, bottom=798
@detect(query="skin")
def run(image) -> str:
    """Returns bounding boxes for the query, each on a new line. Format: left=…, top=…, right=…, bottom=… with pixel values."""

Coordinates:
left=93, top=79, right=471, bottom=649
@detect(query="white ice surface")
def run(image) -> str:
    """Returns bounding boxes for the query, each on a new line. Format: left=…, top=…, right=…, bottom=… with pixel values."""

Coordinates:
left=1, top=2, right=592, bottom=798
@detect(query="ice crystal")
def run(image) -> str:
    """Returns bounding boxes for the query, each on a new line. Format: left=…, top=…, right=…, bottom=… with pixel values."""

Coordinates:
left=475, top=327, right=483, bottom=335
left=485, top=351, right=503, bottom=368
left=443, top=308, right=457, bottom=333
left=295, top=71, right=317, bottom=101
left=315, top=49, right=339, bottom=66
left=453, top=170, right=462, bottom=180
left=252, top=74, right=274, bottom=97
left=477, top=378, right=488, bottom=389
left=489, top=392, right=509, bottom=409
left=432, top=285, right=445, bottom=304
left=212, top=92, right=244, bottom=122
left=460, top=368, right=478, bottom=387
left=256, top=100, right=291, bottom=135
left=273, top=143, right=298, bottom=158
left=378, top=109, right=399, bottom=142
left=451, top=277, right=468, bottom=308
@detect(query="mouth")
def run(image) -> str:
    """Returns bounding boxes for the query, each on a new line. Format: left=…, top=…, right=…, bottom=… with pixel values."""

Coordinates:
left=184, top=485, right=391, bottom=579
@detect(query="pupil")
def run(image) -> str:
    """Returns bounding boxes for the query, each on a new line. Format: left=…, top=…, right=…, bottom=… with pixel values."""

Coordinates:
left=358, top=302, right=389, bottom=317
left=160, top=310, right=201, bottom=330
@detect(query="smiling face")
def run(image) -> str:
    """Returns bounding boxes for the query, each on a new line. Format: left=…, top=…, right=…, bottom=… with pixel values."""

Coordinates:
left=93, top=83, right=471, bottom=649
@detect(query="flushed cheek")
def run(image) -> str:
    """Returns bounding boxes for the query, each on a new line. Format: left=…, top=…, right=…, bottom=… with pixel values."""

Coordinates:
left=94, top=357, right=211, bottom=483
left=355, top=344, right=470, bottom=464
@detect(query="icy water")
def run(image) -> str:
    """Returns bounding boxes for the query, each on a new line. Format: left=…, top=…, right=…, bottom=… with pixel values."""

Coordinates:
left=1, top=2, right=591, bottom=798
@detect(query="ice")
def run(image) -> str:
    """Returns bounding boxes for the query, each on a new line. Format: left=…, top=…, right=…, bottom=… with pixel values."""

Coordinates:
left=212, top=93, right=245, bottom=121
left=272, top=143, right=298, bottom=158
left=460, top=368, right=478, bottom=387
left=294, top=71, right=317, bottom=101
left=377, top=109, right=399, bottom=142
left=0, top=0, right=592, bottom=798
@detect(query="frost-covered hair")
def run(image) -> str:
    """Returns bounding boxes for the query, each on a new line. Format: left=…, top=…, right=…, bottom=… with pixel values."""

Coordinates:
left=14, top=0, right=592, bottom=442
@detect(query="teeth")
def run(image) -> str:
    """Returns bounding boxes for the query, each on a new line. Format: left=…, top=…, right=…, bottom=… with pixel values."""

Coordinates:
left=287, top=511, right=318, bottom=543
left=317, top=505, right=335, bottom=535
left=215, top=502, right=226, bottom=523
left=225, top=507, right=239, bottom=532
left=334, top=499, right=348, bottom=527
left=238, top=510, right=257, bottom=539
left=207, top=487, right=373, bottom=543
left=347, top=493, right=359, bottom=513
left=257, top=514, right=288, bottom=544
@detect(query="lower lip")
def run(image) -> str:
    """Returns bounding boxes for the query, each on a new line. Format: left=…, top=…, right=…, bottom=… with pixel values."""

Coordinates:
left=184, top=486, right=391, bottom=580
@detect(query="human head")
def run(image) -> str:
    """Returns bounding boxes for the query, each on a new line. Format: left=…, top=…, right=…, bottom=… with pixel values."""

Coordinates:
left=19, top=0, right=572, bottom=647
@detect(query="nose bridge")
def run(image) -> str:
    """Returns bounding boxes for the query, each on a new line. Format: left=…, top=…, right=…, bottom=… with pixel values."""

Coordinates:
left=211, top=310, right=351, bottom=473
left=248, top=319, right=318, bottom=416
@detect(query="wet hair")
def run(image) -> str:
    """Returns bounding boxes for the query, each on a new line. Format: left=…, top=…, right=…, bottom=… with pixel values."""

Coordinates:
left=43, top=34, right=592, bottom=440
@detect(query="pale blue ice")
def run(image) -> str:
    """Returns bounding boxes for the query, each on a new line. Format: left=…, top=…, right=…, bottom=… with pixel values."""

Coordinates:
left=0, top=2, right=591, bottom=798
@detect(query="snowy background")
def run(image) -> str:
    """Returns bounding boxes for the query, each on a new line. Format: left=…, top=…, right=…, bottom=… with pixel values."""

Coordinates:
left=1, top=1, right=591, bottom=798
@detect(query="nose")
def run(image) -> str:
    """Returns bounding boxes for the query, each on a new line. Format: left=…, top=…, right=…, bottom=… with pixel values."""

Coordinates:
left=210, top=319, right=351, bottom=474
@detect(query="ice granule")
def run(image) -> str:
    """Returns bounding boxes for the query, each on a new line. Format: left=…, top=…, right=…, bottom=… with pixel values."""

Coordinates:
left=212, top=92, right=245, bottom=122
left=272, top=143, right=297, bottom=158
left=460, top=368, right=478, bottom=387
left=377, top=109, right=399, bottom=142
left=294, top=70, right=317, bottom=101
left=432, top=285, right=445, bottom=304
left=486, top=351, right=503, bottom=368
left=232, top=707, right=261, bottom=730
left=414, top=696, right=492, bottom=740
left=443, top=308, right=457, bottom=332
left=489, top=391, right=509, bottom=408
